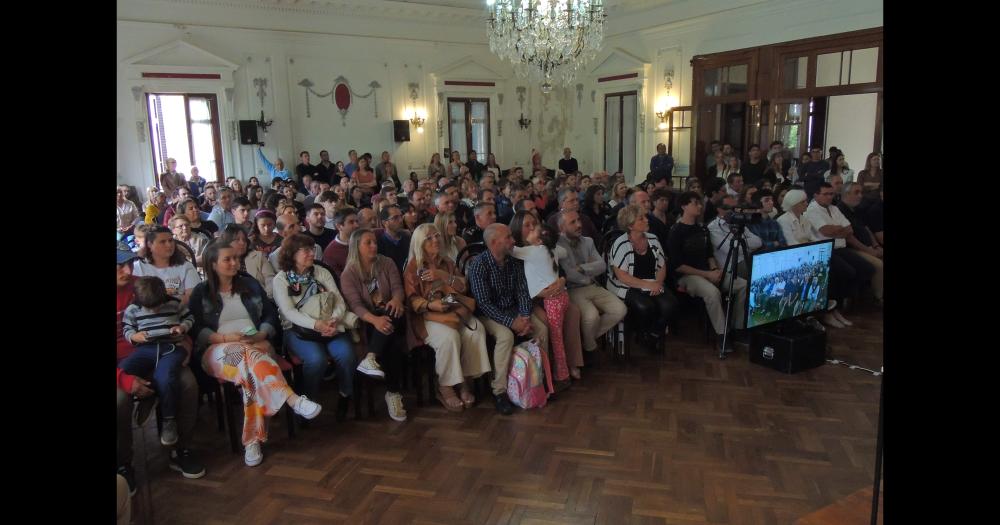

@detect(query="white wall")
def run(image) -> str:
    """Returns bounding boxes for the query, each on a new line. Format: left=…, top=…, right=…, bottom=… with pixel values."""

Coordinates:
left=116, top=0, right=883, bottom=190
left=825, top=93, right=879, bottom=172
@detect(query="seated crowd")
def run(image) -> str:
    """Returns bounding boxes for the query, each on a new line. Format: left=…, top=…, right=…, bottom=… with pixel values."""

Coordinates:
left=116, top=143, right=883, bottom=492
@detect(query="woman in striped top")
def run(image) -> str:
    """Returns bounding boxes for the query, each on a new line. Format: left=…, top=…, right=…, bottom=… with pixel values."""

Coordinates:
left=606, top=204, right=679, bottom=351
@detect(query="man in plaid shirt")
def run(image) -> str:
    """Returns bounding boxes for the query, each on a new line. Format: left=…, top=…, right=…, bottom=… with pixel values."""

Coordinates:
left=748, top=189, right=787, bottom=250
left=467, top=223, right=549, bottom=415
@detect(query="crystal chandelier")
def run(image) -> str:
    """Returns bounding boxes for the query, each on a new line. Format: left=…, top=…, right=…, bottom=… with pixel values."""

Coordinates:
left=487, top=0, right=606, bottom=93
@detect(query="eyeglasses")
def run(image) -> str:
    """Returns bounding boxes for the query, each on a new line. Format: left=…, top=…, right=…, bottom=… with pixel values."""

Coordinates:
left=387, top=214, right=403, bottom=221
left=426, top=232, right=442, bottom=240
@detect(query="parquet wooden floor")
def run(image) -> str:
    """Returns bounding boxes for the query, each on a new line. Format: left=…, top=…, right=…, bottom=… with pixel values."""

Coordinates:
left=130, top=303, right=883, bottom=525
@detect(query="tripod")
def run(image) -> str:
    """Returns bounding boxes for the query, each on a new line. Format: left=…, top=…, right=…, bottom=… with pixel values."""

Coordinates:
left=714, top=220, right=752, bottom=360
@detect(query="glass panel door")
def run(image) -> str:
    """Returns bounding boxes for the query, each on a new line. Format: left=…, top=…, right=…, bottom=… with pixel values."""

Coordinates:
left=621, top=94, right=637, bottom=179
left=448, top=101, right=467, bottom=163
left=187, top=96, right=221, bottom=183
left=604, top=96, right=621, bottom=174
left=771, top=99, right=807, bottom=159
left=470, top=101, right=488, bottom=157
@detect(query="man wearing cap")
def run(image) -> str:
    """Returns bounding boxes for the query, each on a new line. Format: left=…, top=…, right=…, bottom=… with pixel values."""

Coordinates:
left=117, top=250, right=205, bottom=491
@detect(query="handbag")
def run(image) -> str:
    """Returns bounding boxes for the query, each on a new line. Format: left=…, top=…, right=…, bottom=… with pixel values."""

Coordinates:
left=290, top=283, right=359, bottom=342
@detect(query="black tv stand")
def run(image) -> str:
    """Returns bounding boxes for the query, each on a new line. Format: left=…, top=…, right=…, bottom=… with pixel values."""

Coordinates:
left=748, top=320, right=826, bottom=374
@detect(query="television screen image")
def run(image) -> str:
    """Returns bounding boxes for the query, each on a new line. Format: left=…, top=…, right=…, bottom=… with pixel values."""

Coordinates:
left=746, top=240, right=834, bottom=329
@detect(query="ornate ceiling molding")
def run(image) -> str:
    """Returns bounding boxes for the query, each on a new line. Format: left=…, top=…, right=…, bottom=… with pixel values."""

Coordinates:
left=154, top=0, right=487, bottom=24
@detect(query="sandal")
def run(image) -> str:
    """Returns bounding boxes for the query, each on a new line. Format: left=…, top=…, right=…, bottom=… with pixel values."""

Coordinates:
left=458, top=381, right=475, bottom=408
left=436, top=385, right=464, bottom=412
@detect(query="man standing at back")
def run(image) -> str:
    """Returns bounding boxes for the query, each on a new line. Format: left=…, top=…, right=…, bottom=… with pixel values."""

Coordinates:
left=295, top=151, right=317, bottom=190
left=742, top=144, right=767, bottom=186
left=315, top=150, right=336, bottom=185
left=344, top=149, right=359, bottom=178
left=466, top=150, right=486, bottom=181
left=559, top=147, right=579, bottom=175
left=650, top=143, right=674, bottom=181
left=468, top=224, right=548, bottom=416
left=159, top=158, right=186, bottom=196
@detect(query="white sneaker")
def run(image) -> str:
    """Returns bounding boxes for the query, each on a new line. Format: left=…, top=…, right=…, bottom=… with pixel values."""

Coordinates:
left=245, top=442, right=263, bottom=467
left=356, top=353, right=385, bottom=379
left=385, top=392, right=407, bottom=422
left=292, top=396, right=322, bottom=420
left=832, top=310, right=853, bottom=326
left=822, top=313, right=844, bottom=329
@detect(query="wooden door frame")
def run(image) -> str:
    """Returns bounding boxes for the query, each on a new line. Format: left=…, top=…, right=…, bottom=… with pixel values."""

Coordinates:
left=603, top=90, right=637, bottom=174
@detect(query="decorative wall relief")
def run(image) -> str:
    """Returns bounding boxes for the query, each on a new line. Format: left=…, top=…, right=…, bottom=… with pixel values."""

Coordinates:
left=253, top=77, right=268, bottom=107
left=593, top=117, right=598, bottom=135
left=576, top=84, right=583, bottom=107
left=298, top=76, right=382, bottom=125
left=498, top=120, right=502, bottom=137
left=498, top=93, right=504, bottom=106
left=591, top=90, right=596, bottom=103
left=516, top=86, right=526, bottom=110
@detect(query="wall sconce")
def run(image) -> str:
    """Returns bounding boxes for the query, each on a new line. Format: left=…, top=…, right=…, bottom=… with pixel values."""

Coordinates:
left=410, top=113, right=426, bottom=133
left=655, top=111, right=668, bottom=130
left=257, top=110, right=273, bottom=134
left=518, top=112, right=531, bottom=130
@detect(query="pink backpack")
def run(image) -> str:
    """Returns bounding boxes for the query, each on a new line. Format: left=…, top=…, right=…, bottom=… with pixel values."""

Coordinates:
left=507, top=339, right=554, bottom=409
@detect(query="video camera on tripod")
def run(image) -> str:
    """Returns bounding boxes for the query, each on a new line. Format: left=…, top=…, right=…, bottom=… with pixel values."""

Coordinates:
left=720, top=202, right=763, bottom=231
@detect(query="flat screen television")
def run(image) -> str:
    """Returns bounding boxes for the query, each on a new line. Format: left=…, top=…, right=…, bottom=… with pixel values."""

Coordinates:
left=745, top=239, right=834, bottom=329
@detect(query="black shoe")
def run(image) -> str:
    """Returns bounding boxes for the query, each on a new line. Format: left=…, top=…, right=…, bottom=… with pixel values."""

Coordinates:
left=134, top=396, right=156, bottom=426
left=322, top=363, right=337, bottom=381
left=553, top=379, right=572, bottom=394
left=169, top=448, right=206, bottom=479
left=117, top=465, right=136, bottom=496
left=493, top=393, right=514, bottom=415
left=336, top=395, right=351, bottom=422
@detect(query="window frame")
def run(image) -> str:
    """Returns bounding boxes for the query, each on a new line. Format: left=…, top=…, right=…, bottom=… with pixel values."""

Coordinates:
left=446, top=97, right=491, bottom=161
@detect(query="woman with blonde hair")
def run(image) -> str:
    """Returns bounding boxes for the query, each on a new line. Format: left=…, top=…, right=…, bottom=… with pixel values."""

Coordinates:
left=403, top=223, right=490, bottom=411
left=433, top=212, right=466, bottom=262
left=427, top=152, right=446, bottom=181
left=339, top=229, right=408, bottom=421
left=607, top=181, right=629, bottom=209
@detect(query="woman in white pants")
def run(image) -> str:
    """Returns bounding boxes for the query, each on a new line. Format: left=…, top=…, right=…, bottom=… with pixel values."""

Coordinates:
left=403, top=223, right=491, bottom=412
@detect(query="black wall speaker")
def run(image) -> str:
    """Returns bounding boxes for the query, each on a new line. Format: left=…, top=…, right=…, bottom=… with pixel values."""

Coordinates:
left=239, top=120, right=259, bottom=145
left=393, top=120, right=411, bottom=142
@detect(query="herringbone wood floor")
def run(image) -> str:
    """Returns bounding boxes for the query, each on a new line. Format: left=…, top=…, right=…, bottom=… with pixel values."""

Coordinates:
left=130, top=304, right=883, bottom=525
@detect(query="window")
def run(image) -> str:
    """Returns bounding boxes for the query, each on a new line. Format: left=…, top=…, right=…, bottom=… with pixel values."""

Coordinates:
left=146, top=93, right=224, bottom=184
left=447, top=98, right=490, bottom=162
left=816, top=47, right=880, bottom=87
left=703, top=64, right=749, bottom=97
left=604, top=91, right=637, bottom=176
left=782, top=56, right=809, bottom=91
